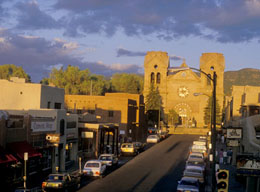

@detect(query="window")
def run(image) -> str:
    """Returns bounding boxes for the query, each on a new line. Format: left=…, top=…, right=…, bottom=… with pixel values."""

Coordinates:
left=47, top=101, right=51, bottom=109
left=60, top=119, right=65, bottom=136
left=55, top=102, right=62, bottom=109
left=108, top=110, right=114, bottom=117
left=151, top=72, right=155, bottom=83
left=88, top=110, right=95, bottom=114
left=156, top=73, right=161, bottom=84
left=67, top=121, right=77, bottom=129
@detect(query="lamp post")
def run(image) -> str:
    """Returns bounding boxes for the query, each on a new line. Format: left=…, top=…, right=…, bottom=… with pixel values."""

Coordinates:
left=174, top=66, right=217, bottom=192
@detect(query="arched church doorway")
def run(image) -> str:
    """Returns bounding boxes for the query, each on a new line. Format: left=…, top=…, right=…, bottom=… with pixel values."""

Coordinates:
left=174, top=103, right=192, bottom=128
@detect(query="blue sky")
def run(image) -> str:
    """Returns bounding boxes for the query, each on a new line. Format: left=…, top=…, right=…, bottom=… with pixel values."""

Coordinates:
left=0, top=0, right=260, bottom=82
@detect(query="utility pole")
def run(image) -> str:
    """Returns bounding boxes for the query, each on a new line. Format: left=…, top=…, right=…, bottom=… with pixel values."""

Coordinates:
left=211, top=71, right=217, bottom=192
left=24, top=152, right=28, bottom=189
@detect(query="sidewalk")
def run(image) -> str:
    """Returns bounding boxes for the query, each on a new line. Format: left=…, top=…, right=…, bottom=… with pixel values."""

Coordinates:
left=205, top=139, right=245, bottom=192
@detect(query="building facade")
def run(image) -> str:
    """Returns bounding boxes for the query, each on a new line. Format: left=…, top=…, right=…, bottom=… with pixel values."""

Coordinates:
left=65, top=93, right=146, bottom=141
left=143, top=51, right=225, bottom=128
left=0, top=77, right=64, bottom=110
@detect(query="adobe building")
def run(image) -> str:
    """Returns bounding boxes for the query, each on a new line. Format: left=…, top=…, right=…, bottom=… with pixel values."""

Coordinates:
left=224, top=85, right=260, bottom=125
left=0, top=77, right=64, bottom=110
left=0, top=78, right=78, bottom=189
left=65, top=93, right=146, bottom=142
left=143, top=51, right=225, bottom=128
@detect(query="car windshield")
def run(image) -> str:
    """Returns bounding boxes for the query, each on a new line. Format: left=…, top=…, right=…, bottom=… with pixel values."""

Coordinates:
left=122, top=144, right=133, bottom=148
left=190, top=155, right=202, bottom=159
left=186, top=169, right=202, bottom=174
left=86, top=163, right=100, bottom=168
left=100, top=156, right=112, bottom=160
left=148, top=135, right=156, bottom=138
left=187, top=161, right=204, bottom=166
left=48, top=175, right=64, bottom=181
left=180, top=180, right=199, bottom=187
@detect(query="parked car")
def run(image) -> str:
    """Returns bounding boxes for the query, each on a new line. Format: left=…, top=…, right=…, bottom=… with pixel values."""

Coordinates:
left=98, top=154, right=118, bottom=167
left=188, top=152, right=205, bottom=161
left=190, top=144, right=208, bottom=158
left=183, top=165, right=205, bottom=184
left=42, top=173, right=81, bottom=192
left=177, top=177, right=200, bottom=192
left=186, top=158, right=206, bottom=172
left=159, top=131, right=168, bottom=140
left=133, top=142, right=145, bottom=153
left=146, top=134, right=160, bottom=143
left=120, top=143, right=138, bottom=156
left=83, top=160, right=106, bottom=178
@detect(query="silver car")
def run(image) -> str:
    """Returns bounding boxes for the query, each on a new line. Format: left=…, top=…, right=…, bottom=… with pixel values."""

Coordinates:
left=177, top=177, right=200, bottom=192
left=183, top=165, right=205, bottom=184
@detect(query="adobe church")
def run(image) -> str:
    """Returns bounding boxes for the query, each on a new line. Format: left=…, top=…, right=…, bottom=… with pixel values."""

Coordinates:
left=143, top=51, right=225, bottom=128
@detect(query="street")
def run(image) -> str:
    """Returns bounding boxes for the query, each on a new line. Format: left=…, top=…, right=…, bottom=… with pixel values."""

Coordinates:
left=78, top=134, right=198, bottom=192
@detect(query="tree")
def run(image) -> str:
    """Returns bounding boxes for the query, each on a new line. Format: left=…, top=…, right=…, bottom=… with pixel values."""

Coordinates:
left=0, top=64, right=31, bottom=82
left=167, top=109, right=179, bottom=126
left=204, top=96, right=222, bottom=126
left=145, top=83, right=163, bottom=127
left=45, top=66, right=109, bottom=95
left=145, top=83, right=161, bottom=111
left=110, top=73, right=143, bottom=94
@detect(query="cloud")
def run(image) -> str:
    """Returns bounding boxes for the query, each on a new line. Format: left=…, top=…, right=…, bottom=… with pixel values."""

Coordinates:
left=0, top=30, right=141, bottom=82
left=15, top=1, right=60, bottom=30
left=169, top=55, right=183, bottom=61
left=117, top=48, right=146, bottom=57
left=52, top=0, right=260, bottom=43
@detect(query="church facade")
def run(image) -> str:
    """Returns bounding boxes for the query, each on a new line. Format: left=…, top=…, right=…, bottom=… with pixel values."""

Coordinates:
left=143, top=51, right=225, bottom=128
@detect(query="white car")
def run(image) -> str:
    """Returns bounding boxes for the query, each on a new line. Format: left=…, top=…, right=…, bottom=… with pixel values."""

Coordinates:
left=183, top=165, right=205, bottom=184
left=177, top=177, right=200, bottom=192
left=98, top=154, right=118, bottom=167
left=83, top=160, right=106, bottom=178
left=188, top=152, right=205, bottom=161
left=146, top=135, right=160, bottom=143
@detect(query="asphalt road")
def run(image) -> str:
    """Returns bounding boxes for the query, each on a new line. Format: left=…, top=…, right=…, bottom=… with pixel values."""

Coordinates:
left=78, top=134, right=198, bottom=192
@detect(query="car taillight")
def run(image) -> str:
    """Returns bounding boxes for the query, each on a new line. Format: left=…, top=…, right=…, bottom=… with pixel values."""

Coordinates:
left=96, top=171, right=100, bottom=175
left=42, top=182, right=46, bottom=188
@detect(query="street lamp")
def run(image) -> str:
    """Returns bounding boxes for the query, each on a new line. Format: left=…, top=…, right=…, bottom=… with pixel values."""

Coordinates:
left=175, top=66, right=217, bottom=192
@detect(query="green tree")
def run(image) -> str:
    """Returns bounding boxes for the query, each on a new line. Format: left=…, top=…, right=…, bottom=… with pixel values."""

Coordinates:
left=45, top=66, right=108, bottom=95
left=0, top=64, right=31, bottom=82
left=167, top=109, right=179, bottom=126
left=145, top=83, right=162, bottom=111
left=204, top=96, right=222, bottom=126
left=110, top=73, right=143, bottom=94
left=145, top=83, right=164, bottom=126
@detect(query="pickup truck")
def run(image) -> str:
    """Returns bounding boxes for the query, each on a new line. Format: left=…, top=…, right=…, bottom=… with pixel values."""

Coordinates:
left=42, top=173, right=83, bottom=192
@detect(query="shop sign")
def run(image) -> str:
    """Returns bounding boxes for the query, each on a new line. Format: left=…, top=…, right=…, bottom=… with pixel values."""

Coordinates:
left=227, top=128, right=242, bottom=139
left=227, top=139, right=239, bottom=147
left=82, top=132, right=93, bottom=138
left=66, top=133, right=75, bottom=139
left=120, top=130, right=125, bottom=135
left=31, top=121, right=55, bottom=132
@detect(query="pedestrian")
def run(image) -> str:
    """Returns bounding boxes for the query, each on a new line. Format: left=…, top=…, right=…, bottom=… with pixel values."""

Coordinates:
left=221, top=135, right=225, bottom=144
left=227, top=148, right=233, bottom=164
left=223, top=150, right=227, bottom=164
left=217, top=133, right=221, bottom=142
left=219, top=148, right=224, bottom=164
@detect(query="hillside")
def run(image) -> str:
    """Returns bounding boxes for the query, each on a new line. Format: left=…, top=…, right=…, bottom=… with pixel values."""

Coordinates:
left=224, top=68, right=260, bottom=96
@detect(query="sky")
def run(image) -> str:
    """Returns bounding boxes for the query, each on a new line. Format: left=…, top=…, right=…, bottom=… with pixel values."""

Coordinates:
left=0, top=0, right=260, bottom=83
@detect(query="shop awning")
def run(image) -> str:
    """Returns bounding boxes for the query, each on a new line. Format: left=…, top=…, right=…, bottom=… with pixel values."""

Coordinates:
left=7, top=141, right=42, bottom=160
left=0, top=146, right=18, bottom=164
